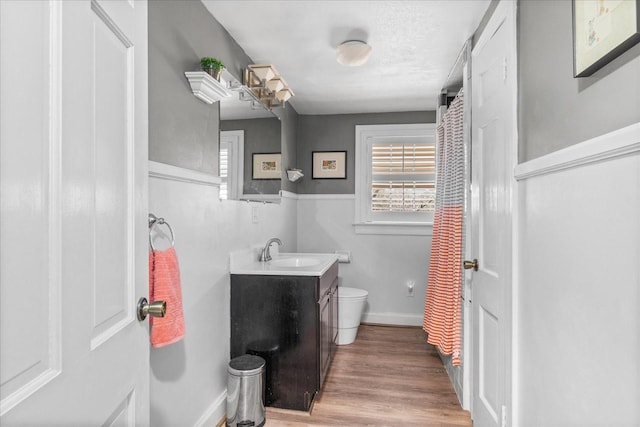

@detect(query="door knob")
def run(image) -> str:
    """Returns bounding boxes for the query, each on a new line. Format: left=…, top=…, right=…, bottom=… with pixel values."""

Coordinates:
left=137, top=297, right=166, bottom=321
left=463, top=259, right=479, bottom=271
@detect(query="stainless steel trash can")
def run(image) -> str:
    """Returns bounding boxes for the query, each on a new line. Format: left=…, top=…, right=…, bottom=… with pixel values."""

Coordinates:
left=226, top=354, right=266, bottom=427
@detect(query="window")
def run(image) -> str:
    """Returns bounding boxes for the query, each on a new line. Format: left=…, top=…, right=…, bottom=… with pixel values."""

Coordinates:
left=219, top=130, right=244, bottom=200
left=371, top=143, right=436, bottom=213
left=355, top=124, right=436, bottom=235
left=219, top=143, right=230, bottom=199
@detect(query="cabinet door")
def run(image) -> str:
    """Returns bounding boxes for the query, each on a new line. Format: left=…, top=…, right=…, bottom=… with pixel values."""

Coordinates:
left=231, top=274, right=318, bottom=411
left=330, top=278, right=339, bottom=347
left=319, top=290, right=331, bottom=389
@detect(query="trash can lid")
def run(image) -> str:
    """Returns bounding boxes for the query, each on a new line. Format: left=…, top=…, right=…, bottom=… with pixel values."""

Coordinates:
left=228, top=354, right=265, bottom=376
left=247, top=339, right=280, bottom=353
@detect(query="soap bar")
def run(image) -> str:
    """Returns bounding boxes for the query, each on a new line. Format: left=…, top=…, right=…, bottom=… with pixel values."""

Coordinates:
left=335, top=250, right=351, bottom=263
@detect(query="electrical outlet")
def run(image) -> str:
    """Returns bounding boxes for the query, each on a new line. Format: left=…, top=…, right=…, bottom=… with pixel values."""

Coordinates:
left=251, top=205, right=259, bottom=224
left=406, top=280, right=415, bottom=297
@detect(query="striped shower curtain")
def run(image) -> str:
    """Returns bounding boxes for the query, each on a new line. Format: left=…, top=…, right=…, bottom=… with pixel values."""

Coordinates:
left=423, top=89, right=465, bottom=366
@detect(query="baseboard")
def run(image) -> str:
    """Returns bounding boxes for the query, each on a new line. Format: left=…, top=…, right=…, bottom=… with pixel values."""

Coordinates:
left=361, top=322, right=422, bottom=329
left=362, top=312, right=423, bottom=326
left=193, top=390, right=226, bottom=427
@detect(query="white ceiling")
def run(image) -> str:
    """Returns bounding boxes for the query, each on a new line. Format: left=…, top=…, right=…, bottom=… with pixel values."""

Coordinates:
left=202, top=0, right=490, bottom=115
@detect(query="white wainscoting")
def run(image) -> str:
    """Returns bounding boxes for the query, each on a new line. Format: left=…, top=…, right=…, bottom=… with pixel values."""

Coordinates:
left=296, top=194, right=432, bottom=326
left=148, top=162, right=296, bottom=427
left=514, top=123, right=640, bottom=426
left=193, top=391, right=226, bottom=427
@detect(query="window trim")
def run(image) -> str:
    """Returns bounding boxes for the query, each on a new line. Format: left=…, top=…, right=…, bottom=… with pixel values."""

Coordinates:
left=354, top=123, right=436, bottom=235
left=219, top=130, right=244, bottom=200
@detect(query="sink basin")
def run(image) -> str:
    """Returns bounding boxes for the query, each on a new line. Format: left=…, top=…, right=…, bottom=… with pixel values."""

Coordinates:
left=230, top=251, right=339, bottom=276
left=269, top=257, right=322, bottom=268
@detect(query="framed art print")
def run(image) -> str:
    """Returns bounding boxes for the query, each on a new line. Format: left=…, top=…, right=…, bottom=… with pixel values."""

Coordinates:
left=312, top=151, right=347, bottom=179
left=573, top=0, right=640, bottom=77
left=252, top=153, right=281, bottom=180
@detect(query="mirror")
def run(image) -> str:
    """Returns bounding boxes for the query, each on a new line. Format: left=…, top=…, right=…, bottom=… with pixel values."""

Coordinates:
left=219, top=70, right=282, bottom=202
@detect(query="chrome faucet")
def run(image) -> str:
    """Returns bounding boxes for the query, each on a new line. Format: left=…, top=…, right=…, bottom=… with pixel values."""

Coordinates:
left=259, top=238, right=282, bottom=262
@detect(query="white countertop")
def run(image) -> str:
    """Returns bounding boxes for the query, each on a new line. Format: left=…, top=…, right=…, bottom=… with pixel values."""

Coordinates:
left=230, top=252, right=339, bottom=276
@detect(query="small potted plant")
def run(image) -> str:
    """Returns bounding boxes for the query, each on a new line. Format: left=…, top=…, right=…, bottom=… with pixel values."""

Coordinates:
left=200, top=57, right=224, bottom=81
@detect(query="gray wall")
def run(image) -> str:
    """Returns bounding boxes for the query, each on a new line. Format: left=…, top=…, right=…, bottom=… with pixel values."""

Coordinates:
left=516, top=1, right=640, bottom=424
left=281, top=105, right=299, bottom=194
left=296, top=111, right=436, bottom=194
left=149, top=0, right=299, bottom=190
left=221, top=117, right=281, bottom=194
left=518, top=0, right=640, bottom=162
left=147, top=2, right=301, bottom=425
left=149, top=0, right=254, bottom=174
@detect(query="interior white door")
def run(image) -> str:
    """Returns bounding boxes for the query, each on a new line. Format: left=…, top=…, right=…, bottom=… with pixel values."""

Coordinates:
left=470, top=1, right=515, bottom=426
left=1, top=0, right=149, bottom=425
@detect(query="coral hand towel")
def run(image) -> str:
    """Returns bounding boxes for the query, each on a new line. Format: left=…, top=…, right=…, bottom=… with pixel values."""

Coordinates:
left=149, top=247, right=185, bottom=348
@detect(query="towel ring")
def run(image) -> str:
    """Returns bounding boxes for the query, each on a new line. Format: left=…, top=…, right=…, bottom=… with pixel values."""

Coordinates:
left=148, top=213, right=175, bottom=250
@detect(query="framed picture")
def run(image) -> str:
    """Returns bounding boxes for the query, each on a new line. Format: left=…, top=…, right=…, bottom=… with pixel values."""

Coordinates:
left=252, top=153, right=281, bottom=180
left=312, top=151, right=347, bottom=179
left=573, top=0, right=640, bottom=77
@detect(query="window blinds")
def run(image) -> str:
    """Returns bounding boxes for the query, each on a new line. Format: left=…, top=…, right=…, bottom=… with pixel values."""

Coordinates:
left=219, top=146, right=229, bottom=200
left=371, top=143, right=436, bottom=212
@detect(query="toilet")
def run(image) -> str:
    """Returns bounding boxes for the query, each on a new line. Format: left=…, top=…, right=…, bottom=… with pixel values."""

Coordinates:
left=336, top=287, right=368, bottom=345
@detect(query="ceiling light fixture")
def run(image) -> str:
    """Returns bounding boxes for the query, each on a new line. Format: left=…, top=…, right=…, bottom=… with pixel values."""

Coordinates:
left=243, top=64, right=295, bottom=110
left=336, top=40, right=372, bottom=66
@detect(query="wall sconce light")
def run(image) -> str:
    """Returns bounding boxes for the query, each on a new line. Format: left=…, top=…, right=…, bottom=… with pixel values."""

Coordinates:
left=266, top=77, right=284, bottom=92
left=286, top=168, right=304, bottom=182
left=248, top=64, right=276, bottom=82
left=276, top=88, right=293, bottom=102
left=243, top=64, right=295, bottom=110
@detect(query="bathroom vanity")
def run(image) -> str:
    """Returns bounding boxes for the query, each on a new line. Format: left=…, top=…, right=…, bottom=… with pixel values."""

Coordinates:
left=230, top=253, right=339, bottom=411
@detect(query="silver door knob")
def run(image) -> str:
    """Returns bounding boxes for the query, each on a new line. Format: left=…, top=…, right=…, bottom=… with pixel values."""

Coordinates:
left=463, top=259, right=479, bottom=271
left=137, top=297, right=166, bottom=321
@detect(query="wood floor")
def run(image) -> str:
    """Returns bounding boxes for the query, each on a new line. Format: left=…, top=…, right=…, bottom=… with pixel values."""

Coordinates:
left=265, top=325, right=472, bottom=427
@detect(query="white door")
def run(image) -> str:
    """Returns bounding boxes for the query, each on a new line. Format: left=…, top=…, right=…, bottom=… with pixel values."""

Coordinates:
left=1, top=0, right=149, bottom=425
left=470, top=1, right=516, bottom=426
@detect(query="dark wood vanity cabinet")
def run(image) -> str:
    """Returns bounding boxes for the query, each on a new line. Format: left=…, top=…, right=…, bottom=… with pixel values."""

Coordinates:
left=230, top=261, right=338, bottom=411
